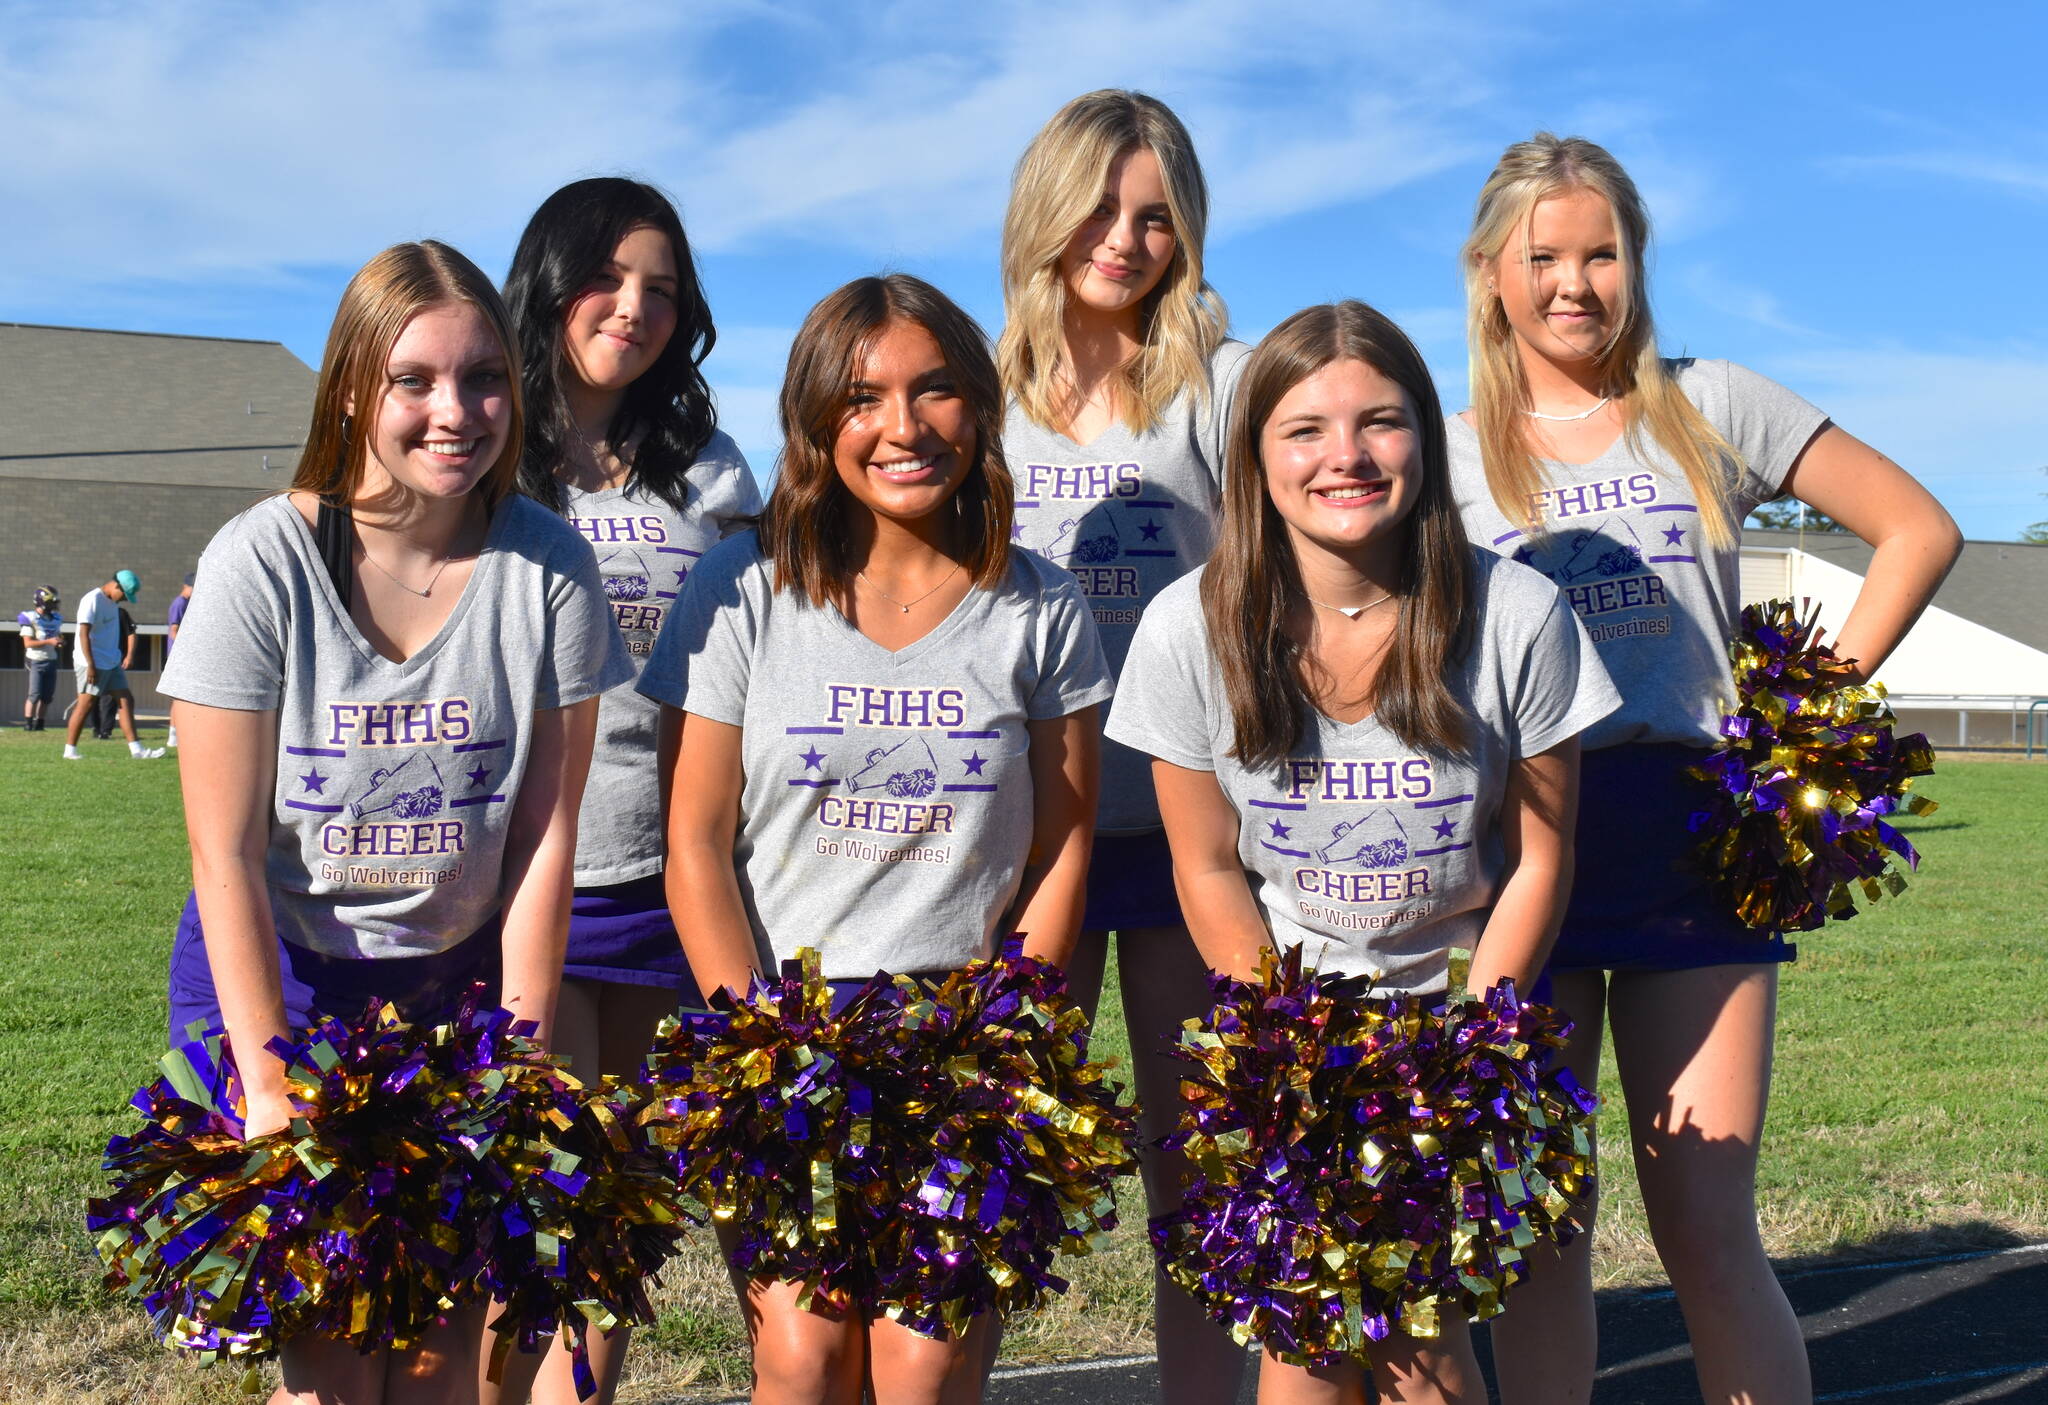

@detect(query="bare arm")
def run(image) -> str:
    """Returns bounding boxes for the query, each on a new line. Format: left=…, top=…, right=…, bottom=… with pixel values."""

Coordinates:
left=495, top=697, right=599, bottom=1047
left=662, top=707, right=760, bottom=1001
left=173, top=698, right=294, bottom=1137
left=1780, top=425, right=1962, bottom=681
left=1466, top=739, right=1579, bottom=996
left=1153, top=759, right=1271, bottom=980
left=122, top=632, right=138, bottom=668
left=1003, top=707, right=1100, bottom=969
left=78, top=622, right=96, bottom=679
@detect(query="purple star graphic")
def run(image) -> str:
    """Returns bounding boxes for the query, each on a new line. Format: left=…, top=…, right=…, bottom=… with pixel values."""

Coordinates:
left=466, top=763, right=491, bottom=790
left=1138, top=518, right=1163, bottom=542
left=962, top=751, right=988, bottom=776
left=300, top=769, right=328, bottom=794
left=1431, top=817, right=1456, bottom=840
left=1662, top=524, right=1686, bottom=545
left=799, top=746, right=826, bottom=771
left=1268, top=818, right=1292, bottom=839
left=1010, top=521, right=1026, bottom=540
left=674, top=568, right=690, bottom=585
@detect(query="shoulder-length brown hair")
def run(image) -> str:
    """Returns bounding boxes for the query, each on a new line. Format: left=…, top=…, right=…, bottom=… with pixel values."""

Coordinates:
left=293, top=240, right=525, bottom=508
left=759, top=274, right=1014, bottom=607
left=1202, top=301, right=1473, bottom=768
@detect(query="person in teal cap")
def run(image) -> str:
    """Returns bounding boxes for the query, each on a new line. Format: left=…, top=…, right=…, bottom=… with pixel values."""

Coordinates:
left=62, top=568, right=163, bottom=760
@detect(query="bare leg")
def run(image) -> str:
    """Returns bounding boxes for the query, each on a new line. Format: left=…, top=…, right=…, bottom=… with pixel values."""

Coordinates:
left=116, top=691, right=140, bottom=743
left=1117, top=925, right=1248, bottom=1405
left=1371, top=1316, right=1485, bottom=1405
left=867, top=1313, right=995, bottom=1405
left=1607, top=964, right=1810, bottom=1405
left=273, top=1332, right=384, bottom=1404
left=63, top=691, right=92, bottom=747
left=1256, top=1351, right=1369, bottom=1405
left=738, top=1274, right=865, bottom=1405
left=386, top=1304, right=490, bottom=1405
left=1487, top=968, right=1606, bottom=1405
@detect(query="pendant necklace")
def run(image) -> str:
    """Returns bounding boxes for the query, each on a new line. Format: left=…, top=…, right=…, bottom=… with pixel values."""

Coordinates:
left=858, top=562, right=962, bottom=614
left=1302, top=590, right=1395, bottom=620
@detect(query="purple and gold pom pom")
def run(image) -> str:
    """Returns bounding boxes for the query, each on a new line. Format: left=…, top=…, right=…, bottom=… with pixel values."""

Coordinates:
left=86, top=993, right=523, bottom=1368
left=1151, top=946, right=1596, bottom=1369
left=480, top=1060, right=698, bottom=1398
left=1689, top=598, right=1937, bottom=931
left=643, top=942, right=1139, bottom=1336
left=866, top=943, right=1139, bottom=1337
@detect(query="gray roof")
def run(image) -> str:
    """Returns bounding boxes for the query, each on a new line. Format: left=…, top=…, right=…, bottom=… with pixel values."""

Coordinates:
left=1746, top=528, right=2048, bottom=655
left=0, top=324, right=316, bottom=627
left=0, top=322, right=313, bottom=489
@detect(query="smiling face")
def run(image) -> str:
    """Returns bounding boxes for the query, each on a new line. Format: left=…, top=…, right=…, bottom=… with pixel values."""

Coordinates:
left=1487, top=186, right=1626, bottom=368
left=562, top=224, right=679, bottom=395
left=358, top=302, right=514, bottom=503
left=1261, top=357, right=1422, bottom=571
left=831, top=318, right=977, bottom=532
left=1060, top=145, right=1177, bottom=326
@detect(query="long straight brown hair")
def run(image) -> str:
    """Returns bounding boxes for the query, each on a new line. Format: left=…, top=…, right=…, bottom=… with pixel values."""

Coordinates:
left=293, top=240, right=525, bottom=508
left=759, top=274, right=1013, bottom=608
left=1202, top=302, right=1473, bottom=768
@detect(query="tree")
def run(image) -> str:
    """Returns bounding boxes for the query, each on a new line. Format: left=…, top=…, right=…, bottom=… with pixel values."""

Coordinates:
left=1747, top=499, right=1849, bottom=533
left=2023, top=523, right=2048, bottom=544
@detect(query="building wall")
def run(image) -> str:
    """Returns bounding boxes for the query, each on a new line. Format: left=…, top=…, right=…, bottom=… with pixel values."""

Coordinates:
left=0, top=477, right=274, bottom=631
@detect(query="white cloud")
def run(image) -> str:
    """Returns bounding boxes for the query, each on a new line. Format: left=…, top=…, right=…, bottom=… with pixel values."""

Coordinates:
left=1828, top=151, right=2048, bottom=200
left=1, top=0, right=1511, bottom=301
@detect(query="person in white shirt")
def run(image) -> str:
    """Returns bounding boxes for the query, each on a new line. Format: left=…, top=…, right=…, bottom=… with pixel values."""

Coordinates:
left=62, top=569, right=161, bottom=759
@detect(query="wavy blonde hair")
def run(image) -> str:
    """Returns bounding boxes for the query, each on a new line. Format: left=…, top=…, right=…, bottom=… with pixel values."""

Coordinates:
left=998, top=89, right=1227, bottom=436
left=1462, top=133, right=1738, bottom=547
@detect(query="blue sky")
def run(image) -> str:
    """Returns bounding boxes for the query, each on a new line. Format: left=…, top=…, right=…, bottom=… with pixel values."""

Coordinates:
left=5, top=0, right=2044, bottom=539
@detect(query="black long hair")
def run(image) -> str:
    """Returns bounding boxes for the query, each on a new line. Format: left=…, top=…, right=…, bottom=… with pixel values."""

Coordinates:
left=505, top=177, right=719, bottom=517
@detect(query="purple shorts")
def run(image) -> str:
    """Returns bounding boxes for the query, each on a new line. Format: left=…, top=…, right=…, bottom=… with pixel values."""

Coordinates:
left=1549, top=743, right=1795, bottom=973
left=562, top=873, right=698, bottom=999
left=1081, top=828, right=1183, bottom=933
left=167, top=891, right=502, bottom=1045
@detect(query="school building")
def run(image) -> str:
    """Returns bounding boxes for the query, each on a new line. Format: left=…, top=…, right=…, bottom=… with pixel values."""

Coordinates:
left=1740, top=529, right=2048, bottom=750
left=0, top=322, right=312, bottom=719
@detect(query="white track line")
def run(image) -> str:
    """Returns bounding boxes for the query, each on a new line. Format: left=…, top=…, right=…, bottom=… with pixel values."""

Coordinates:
left=696, top=1353, right=1161, bottom=1403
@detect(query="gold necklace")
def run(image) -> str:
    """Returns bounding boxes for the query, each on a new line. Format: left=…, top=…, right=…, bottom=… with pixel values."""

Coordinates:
left=857, top=562, right=962, bottom=614
left=1302, top=589, right=1394, bottom=620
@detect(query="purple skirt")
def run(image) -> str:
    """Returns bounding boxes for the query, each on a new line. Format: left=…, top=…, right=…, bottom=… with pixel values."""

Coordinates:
left=562, top=873, right=698, bottom=999
left=1550, top=743, right=1795, bottom=972
left=1082, top=827, right=1184, bottom=933
left=167, top=891, right=502, bottom=1045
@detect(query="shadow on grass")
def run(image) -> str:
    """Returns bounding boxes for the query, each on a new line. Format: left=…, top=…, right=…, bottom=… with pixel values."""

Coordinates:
left=1475, top=1220, right=2046, bottom=1403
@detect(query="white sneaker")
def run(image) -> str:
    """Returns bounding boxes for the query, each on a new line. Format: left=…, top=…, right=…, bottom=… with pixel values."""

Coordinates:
left=167, top=728, right=179, bottom=749
left=132, top=746, right=165, bottom=760
left=62, top=745, right=82, bottom=760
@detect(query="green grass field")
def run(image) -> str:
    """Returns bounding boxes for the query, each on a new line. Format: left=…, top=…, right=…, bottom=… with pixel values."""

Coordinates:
left=2, top=727, right=2042, bottom=1401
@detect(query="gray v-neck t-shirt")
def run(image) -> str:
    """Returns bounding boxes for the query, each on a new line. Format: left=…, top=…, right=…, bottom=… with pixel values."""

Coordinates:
left=638, top=532, right=1115, bottom=979
left=556, top=431, right=761, bottom=885
left=159, top=494, right=634, bottom=959
left=1105, top=552, right=1619, bottom=993
left=1000, top=339, right=1252, bottom=834
left=1446, top=359, right=1829, bottom=750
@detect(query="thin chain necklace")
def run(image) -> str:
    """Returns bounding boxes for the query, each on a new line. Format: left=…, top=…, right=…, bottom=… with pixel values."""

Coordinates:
left=1303, top=589, right=1395, bottom=620
left=857, top=562, right=962, bottom=615
left=1524, top=395, right=1611, bottom=423
left=361, top=546, right=462, bottom=598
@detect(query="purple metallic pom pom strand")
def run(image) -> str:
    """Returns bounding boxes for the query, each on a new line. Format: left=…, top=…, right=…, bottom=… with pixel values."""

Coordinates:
left=1688, top=598, right=1937, bottom=931
left=89, top=989, right=691, bottom=1400
left=642, top=939, right=1139, bottom=1337
left=1150, top=947, right=1598, bottom=1369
